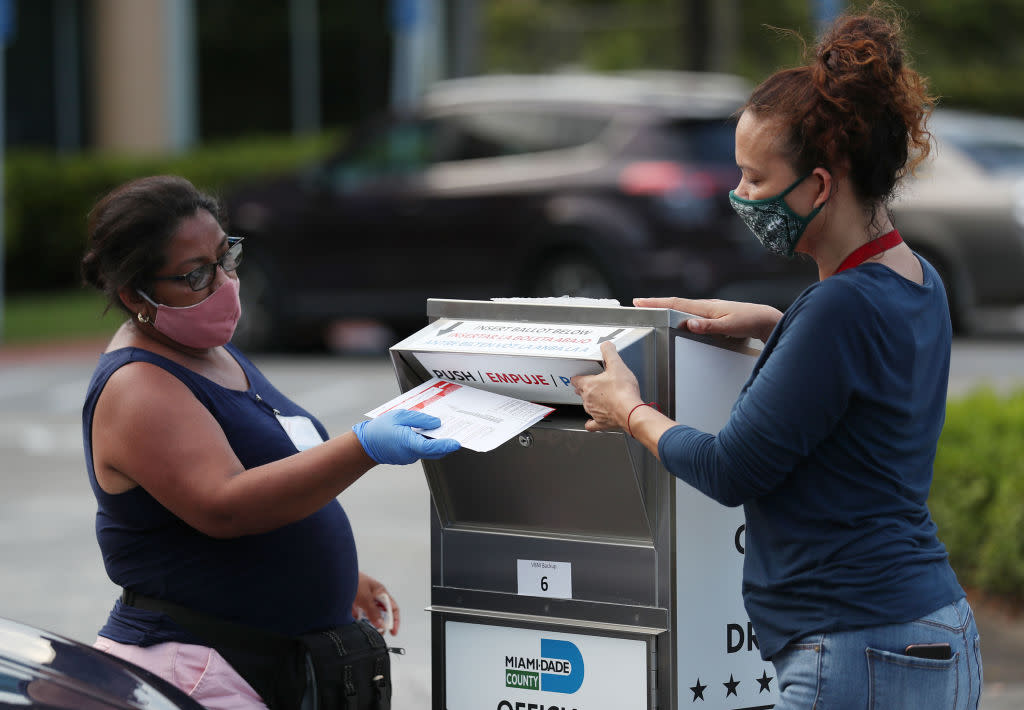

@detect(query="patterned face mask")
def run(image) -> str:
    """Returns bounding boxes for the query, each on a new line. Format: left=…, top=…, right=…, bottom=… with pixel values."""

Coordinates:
left=729, top=173, right=825, bottom=257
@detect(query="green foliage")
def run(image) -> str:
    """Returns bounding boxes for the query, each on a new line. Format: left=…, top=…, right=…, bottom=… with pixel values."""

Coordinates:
left=896, top=0, right=1024, bottom=115
left=932, top=387, right=1024, bottom=602
left=483, top=0, right=685, bottom=73
left=3, top=132, right=339, bottom=294
left=3, top=289, right=120, bottom=344
left=480, top=0, right=1024, bottom=119
left=732, top=0, right=814, bottom=78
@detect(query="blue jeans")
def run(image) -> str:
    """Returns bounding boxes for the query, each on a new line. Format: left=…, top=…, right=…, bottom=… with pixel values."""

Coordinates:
left=770, top=597, right=982, bottom=709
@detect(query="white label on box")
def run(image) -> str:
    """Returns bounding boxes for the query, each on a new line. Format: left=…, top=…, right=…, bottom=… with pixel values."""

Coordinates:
left=673, top=336, right=778, bottom=709
left=445, top=621, right=648, bottom=710
left=517, top=559, right=572, bottom=599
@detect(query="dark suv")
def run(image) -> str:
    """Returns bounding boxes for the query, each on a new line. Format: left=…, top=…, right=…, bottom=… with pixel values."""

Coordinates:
left=224, top=71, right=817, bottom=349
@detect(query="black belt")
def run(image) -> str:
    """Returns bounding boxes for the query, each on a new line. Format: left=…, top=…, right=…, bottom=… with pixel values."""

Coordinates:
left=119, top=588, right=306, bottom=709
left=120, top=589, right=282, bottom=643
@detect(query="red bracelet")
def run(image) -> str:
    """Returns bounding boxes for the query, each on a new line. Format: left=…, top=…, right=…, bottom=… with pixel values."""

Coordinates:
left=626, top=402, right=659, bottom=437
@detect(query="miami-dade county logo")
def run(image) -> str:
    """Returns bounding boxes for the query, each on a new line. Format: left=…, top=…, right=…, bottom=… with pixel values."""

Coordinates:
left=505, top=639, right=584, bottom=694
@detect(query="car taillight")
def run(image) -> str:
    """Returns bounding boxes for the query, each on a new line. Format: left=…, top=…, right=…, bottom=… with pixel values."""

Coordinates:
left=618, top=161, right=719, bottom=198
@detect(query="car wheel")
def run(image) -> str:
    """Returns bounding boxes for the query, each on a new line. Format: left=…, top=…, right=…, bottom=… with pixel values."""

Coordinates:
left=529, top=252, right=617, bottom=300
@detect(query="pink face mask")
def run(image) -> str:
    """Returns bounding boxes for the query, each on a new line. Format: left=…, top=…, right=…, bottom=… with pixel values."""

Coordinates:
left=137, top=278, right=242, bottom=349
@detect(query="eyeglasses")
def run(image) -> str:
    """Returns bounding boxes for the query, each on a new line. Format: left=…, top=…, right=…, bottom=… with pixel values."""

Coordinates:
left=152, top=237, right=244, bottom=291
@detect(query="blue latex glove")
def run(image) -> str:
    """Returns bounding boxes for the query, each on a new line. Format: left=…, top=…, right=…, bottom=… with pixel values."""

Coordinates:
left=353, top=409, right=461, bottom=465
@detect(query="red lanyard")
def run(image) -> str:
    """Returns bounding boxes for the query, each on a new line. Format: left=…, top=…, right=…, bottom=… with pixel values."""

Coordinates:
left=834, top=229, right=903, bottom=274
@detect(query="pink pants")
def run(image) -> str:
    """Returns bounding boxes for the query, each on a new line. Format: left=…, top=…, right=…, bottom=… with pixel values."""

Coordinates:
left=93, top=637, right=268, bottom=710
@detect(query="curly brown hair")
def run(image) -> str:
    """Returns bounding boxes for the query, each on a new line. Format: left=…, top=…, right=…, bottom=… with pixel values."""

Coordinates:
left=744, top=2, right=936, bottom=206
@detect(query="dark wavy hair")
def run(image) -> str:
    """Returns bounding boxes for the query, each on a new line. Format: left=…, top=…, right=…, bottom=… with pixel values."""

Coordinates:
left=744, top=2, right=936, bottom=206
left=81, top=175, right=223, bottom=314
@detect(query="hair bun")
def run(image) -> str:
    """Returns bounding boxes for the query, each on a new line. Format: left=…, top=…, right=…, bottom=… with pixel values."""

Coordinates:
left=744, top=2, right=934, bottom=206
left=816, top=13, right=905, bottom=79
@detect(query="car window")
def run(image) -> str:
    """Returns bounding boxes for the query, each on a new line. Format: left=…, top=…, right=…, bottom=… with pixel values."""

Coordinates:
left=334, top=120, right=434, bottom=174
left=324, top=120, right=440, bottom=191
left=624, top=118, right=737, bottom=164
left=324, top=110, right=609, bottom=191
left=944, top=137, right=1024, bottom=177
left=434, top=110, right=609, bottom=161
left=929, top=111, right=1024, bottom=178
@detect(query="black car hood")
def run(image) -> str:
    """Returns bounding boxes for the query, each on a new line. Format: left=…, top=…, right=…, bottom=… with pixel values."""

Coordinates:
left=0, top=617, right=204, bottom=709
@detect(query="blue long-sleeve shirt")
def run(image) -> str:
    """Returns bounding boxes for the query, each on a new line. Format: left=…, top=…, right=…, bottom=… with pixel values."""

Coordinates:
left=659, top=257, right=964, bottom=659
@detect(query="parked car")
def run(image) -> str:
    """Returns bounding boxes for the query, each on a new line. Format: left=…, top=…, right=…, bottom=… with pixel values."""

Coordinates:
left=224, top=71, right=818, bottom=350
left=0, top=615, right=203, bottom=709
left=891, top=108, right=1024, bottom=332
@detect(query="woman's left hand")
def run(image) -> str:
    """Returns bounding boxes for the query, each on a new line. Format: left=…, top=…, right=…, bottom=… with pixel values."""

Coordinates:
left=352, top=571, right=401, bottom=635
left=571, top=342, right=644, bottom=431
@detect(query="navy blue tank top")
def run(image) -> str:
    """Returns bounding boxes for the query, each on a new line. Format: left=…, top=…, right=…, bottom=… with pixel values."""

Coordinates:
left=82, top=344, right=358, bottom=646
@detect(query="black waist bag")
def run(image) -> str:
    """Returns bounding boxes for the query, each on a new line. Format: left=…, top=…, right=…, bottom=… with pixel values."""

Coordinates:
left=299, top=620, right=391, bottom=710
left=121, top=590, right=391, bottom=710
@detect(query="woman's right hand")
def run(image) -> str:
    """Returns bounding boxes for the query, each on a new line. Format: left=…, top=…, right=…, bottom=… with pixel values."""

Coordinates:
left=633, top=297, right=782, bottom=343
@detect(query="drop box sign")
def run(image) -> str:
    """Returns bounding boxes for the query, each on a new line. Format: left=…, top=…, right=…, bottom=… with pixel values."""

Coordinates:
left=445, top=622, right=647, bottom=710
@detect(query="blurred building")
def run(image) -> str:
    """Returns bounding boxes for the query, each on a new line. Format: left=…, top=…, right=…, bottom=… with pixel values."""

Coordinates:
left=3, top=0, right=410, bottom=154
left=4, top=1, right=814, bottom=157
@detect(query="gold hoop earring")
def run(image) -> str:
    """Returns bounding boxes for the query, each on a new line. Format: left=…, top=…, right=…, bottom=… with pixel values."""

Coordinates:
left=137, top=312, right=151, bottom=324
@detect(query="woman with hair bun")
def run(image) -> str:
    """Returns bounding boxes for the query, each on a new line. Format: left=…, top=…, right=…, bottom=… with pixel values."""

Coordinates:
left=573, top=4, right=982, bottom=708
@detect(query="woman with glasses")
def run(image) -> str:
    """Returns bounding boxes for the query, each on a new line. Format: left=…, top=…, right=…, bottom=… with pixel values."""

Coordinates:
left=573, top=5, right=981, bottom=709
left=79, top=174, right=459, bottom=709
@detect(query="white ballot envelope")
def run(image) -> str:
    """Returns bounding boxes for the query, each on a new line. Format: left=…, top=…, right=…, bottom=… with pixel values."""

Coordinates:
left=365, top=377, right=555, bottom=453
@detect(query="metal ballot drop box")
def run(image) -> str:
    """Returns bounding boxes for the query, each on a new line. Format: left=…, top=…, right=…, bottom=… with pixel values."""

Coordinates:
left=389, top=299, right=778, bottom=710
